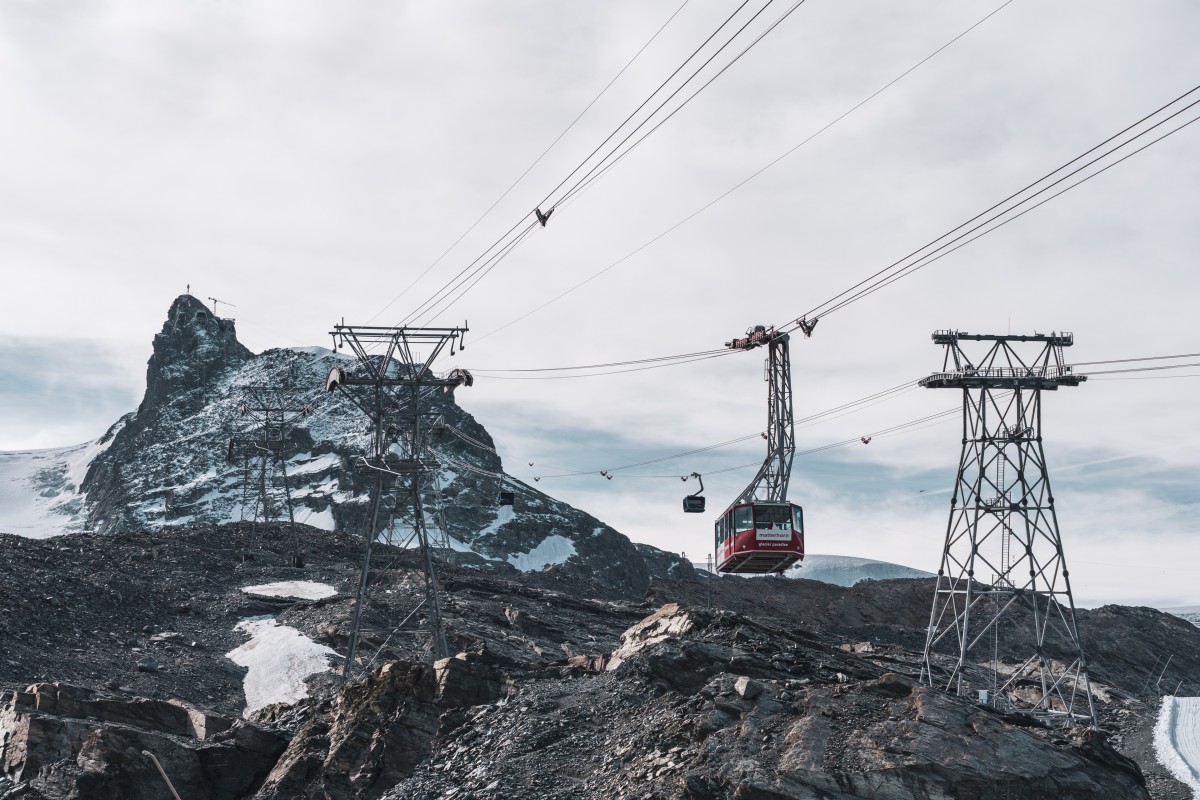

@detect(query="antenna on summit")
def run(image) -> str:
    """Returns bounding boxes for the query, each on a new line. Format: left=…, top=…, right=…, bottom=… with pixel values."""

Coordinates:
left=208, top=297, right=237, bottom=317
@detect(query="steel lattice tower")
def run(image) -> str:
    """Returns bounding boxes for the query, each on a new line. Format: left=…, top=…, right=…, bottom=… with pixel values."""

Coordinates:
left=325, top=323, right=471, bottom=678
left=227, top=386, right=315, bottom=567
left=920, top=330, right=1096, bottom=727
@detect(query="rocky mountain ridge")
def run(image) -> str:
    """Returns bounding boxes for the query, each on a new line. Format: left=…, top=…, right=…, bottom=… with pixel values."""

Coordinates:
left=2, top=295, right=689, bottom=597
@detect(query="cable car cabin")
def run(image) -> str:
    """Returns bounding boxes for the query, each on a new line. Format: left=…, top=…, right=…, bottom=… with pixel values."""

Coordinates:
left=715, top=502, right=804, bottom=574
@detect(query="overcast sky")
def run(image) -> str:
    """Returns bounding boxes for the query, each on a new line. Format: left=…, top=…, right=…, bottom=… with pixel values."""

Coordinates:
left=2, top=0, right=1198, bottom=607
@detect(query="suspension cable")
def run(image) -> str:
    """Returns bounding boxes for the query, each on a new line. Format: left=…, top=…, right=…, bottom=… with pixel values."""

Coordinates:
left=366, top=0, right=693, bottom=324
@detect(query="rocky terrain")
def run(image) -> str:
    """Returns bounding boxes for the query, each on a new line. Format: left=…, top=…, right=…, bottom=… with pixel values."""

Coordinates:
left=1, top=522, right=1196, bottom=799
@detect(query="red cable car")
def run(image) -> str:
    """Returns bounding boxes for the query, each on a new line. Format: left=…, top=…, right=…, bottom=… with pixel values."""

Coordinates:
left=715, top=501, right=804, bottom=574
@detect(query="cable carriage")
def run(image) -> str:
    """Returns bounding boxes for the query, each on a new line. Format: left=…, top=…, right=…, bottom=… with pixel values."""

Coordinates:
left=715, top=501, right=804, bottom=573
left=708, top=324, right=806, bottom=575
left=682, top=472, right=706, bottom=513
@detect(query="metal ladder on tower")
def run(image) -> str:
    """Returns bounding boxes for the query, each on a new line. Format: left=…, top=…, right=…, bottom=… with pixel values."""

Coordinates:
left=997, top=448, right=1011, bottom=586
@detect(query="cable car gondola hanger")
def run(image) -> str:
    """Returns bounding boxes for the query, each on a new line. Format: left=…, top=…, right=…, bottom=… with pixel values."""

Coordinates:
left=712, top=325, right=805, bottom=575
left=682, top=472, right=705, bottom=513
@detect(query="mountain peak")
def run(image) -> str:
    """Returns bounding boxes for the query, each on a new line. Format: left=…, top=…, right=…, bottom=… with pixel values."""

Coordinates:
left=140, top=295, right=253, bottom=415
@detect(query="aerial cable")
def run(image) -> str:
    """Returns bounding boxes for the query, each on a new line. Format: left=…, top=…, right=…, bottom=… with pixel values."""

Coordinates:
left=437, top=422, right=499, bottom=455
left=466, top=348, right=729, bottom=374
left=365, top=0, right=691, bottom=325
left=1068, top=352, right=1200, bottom=367
left=470, top=350, right=735, bottom=380
left=446, top=355, right=1200, bottom=485
left=424, top=91, right=1200, bottom=347
left=543, top=0, right=809, bottom=213
left=431, top=450, right=506, bottom=480
left=793, top=381, right=918, bottom=428
left=532, top=0, right=766, bottom=213
left=1083, top=361, right=1200, bottom=377
left=411, top=222, right=541, bottom=325
left=465, top=350, right=1199, bottom=484
left=408, top=215, right=549, bottom=326
left=801, top=104, right=1200, bottom=322
left=400, top=219, right=537, bottom=326
left=472, top=0, right=1013, bottom=345
left=532, top=432, right=767, bottom=479
left=390, top=0, right=771, bottom=329
left=513, top=376, right=931, bottom=480
left=554, top=0, right=1013, bottom=215
left=795, top=82, right=1200, bottom=321
left=398, top=0, right=820, bottom=331
left=1089, top=373, right=1200, bottom=382
left=785, top=84, right=1200, bottom=327
left=411, top=0, right=807, bottom=325
left=523, top=406, right=961, bottom=482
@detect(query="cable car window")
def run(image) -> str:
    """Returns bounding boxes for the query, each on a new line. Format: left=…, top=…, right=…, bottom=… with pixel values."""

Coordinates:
left=755, top=505, right=791, bottom=529
left=733, top=506, right=753, bottom=531
left=793, top=506, right=804, bottom=533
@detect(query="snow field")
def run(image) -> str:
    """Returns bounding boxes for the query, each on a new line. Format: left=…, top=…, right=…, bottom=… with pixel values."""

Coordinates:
left=475, top=505, right=515, bottom=538
left=1154, top=696, right=1200, bottom=793
left=507, top=534, right=577, bottom=572
left=226, top=617, right=339, bottom=716
left=0, top=442, right=97, bottom=537
left=241, top=581, right=338, bottom=600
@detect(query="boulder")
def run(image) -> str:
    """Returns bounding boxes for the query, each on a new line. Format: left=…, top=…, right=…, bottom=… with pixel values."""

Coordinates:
left=255, top=653, right=512, bottom=800
left=0, top=683, right=284, bottom=799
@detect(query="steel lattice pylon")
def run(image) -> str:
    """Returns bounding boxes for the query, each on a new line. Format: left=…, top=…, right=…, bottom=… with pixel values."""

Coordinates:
left=228, top=386, right=316, bottom=567
left=920, top=330, right=1096, bottom=727
left=325, top=323, right=471, bottom=679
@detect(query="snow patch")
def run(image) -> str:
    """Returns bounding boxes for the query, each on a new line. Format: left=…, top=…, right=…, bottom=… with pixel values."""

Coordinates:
left=241, top=581, right=338, bottom=600
left=476, top=505, right=515, bottom=537
left=288, top=452, right=342, bottom=476
left=289, top=345, right=349, bottom=359
left=295, top=505, right=336, bottom=531
left=65, top=435, right=114, bottom=489
left=226, top=618, right=338, bottom=716
left=1154, top=696, right=1200, bottom=793
left=507, top=534, right=577, bottom=572
left=426, top=531, right=482, bottom=554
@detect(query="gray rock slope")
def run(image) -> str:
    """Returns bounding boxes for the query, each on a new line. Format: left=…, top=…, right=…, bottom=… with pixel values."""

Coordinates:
left=76, top=295, right=687, bottom=596
left=4, top=523, right=1186, bottom=799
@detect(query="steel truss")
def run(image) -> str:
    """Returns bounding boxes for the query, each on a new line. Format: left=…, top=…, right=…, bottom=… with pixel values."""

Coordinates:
left=920, top=330, right=1096, bottom=727
left=326, top=323, right=470, bottom=678
left=228, top=386, right=316, bottom=567
left=725, top=325, right=794, bottom=504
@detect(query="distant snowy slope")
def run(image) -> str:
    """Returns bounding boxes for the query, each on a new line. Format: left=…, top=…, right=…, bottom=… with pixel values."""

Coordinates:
left=1154, top=696, right=1200, bottom=794
left=1164, top=606, right=1200, bottom=629
left=0, top=439, right=109, bottom=537
left=786, top=554, right=933, bottom=587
